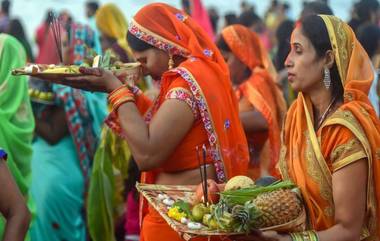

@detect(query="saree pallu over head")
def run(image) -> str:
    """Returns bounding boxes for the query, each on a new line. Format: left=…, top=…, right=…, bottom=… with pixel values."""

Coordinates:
left=95, top=3, right=133, bottom=58
left=222, top=24, right=287, bottom=176
left=0, top=34, right=34, bottom=195
left=129, top=3, right=249, bottom=184
left=278, top=15, right=380, bottom=239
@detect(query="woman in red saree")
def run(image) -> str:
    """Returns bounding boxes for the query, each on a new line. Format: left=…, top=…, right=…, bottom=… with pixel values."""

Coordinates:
left=217, top=24, right=286, bottom=179
left=63, top=3, right=249, bottom=241
left=238, top=15, right=380, bottom=241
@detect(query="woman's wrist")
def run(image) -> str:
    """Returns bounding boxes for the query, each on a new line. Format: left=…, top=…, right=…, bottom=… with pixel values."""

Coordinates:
left=108, top=85, right=136, bottom=113
left=279, top=234, right=293, bottom=241
left=289, top=231, right=319, bottom=241
left=106, top=76, right=124, bottom=93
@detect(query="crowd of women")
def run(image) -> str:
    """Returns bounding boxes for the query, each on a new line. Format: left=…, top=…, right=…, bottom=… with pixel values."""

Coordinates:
left=0, top=0, right=380, bottom=241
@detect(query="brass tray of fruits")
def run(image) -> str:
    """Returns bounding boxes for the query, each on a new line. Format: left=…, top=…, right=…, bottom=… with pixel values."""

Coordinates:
left=136, top=176, right=306, bottom=240
left=12, top=62, right=141, bottom=82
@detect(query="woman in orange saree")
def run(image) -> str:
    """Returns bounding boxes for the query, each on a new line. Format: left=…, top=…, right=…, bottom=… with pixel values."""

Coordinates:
left=239, top=15, right=380, bottom=241
left=62, top=3, right=249, bottom=241
left=217, top=24, right=286, bottom=179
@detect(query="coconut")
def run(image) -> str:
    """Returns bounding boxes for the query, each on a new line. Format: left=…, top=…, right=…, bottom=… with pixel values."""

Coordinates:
left=224, top=176, right=254, bottom=191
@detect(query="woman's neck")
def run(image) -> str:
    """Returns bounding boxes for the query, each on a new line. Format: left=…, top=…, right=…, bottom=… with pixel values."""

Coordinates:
left=309, top=86, right=333, bottom=118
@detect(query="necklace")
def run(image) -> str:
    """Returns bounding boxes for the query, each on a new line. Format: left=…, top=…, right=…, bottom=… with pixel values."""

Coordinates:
left=316, top=96, right=337, bottom=129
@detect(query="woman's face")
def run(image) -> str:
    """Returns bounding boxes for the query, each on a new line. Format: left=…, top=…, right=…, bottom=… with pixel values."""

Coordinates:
left=285, top=26, right=325, bottom=93
left=221, top=49, right=249, bottom=86
left=132, top=48, right=170, bottom=81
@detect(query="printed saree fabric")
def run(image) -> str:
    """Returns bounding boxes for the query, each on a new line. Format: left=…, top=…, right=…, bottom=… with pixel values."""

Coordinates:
left=222, top=24, right=286, bottom=178
left=127, top=3, right=249, bottom=241
left=278, top=15, right=380, bottom=240
left=128, top=3, right=249, bottom=184
left=0, top=34, right=34, bottom=196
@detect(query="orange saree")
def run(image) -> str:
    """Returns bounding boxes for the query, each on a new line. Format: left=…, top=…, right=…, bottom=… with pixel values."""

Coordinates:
left=127, top=3, right=249, bottom=241
left=278, top=15, right=380, bottom=240
left=222, top=25, right=286, bottom=179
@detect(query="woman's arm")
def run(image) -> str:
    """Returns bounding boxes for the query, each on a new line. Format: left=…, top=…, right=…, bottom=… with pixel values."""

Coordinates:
left=0, top=160, right=31, bottom=241
left=60, top=70, right=195, bottom=170
left=239, top=110, right=268, bottom=133
left=316, top=158, right=367, bottom=241
left=35, top=106, right=69, bottom=145
left=117, top=98, right=195, bottom=171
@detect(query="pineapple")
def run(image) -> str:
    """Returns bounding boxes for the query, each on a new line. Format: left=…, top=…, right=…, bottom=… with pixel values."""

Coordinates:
left=250, top=189, right=302, bottom=228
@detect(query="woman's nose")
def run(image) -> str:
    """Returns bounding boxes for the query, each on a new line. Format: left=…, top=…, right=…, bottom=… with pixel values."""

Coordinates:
left=284, top=54, right=293, bottom=68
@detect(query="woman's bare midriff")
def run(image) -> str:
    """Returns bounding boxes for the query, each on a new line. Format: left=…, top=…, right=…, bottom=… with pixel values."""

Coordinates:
left=155, top=165, right=217, bottom=185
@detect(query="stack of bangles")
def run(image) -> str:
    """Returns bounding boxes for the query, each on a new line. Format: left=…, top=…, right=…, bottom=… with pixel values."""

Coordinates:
left=108, top=85, right=136, bottom=113
left=290, top=230, right=319, bottom=241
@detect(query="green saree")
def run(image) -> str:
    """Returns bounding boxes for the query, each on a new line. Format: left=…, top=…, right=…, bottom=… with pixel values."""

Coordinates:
left=0, top=33, right=35, bottom=236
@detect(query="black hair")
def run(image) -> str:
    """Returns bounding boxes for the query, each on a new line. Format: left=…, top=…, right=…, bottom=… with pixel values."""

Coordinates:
left=124, top=157, right=141, bottom=201
left=127, top=31, right=154, bottom=51
left=301, top=15, right=344, bottom=101
left=7, top=18, right=34, bottom=61
left=275, top=19, right=294, bottom=70
left=356, top=0, right=380, bottom=23
left=238, top=10, right=261, bottom=28
left=216, top=34, right=231, bottom=52
left=8, top=18, right=25, bottom=39
left=357, top=23, right=380, bottom=58
left=182, top=0, right=191, bottom=15
left=86, top=1, right=99, bottom=13
left=224, top=13, right=238, bottom=26
left=302, top=1, right=333, bottom=18
left=45, top=9, right=55, bottom=24
left=208, top=7, right=219, bottom=32
left=283, top=2, right=290, bottom=11
left=1, top=0, right=10, bottom=15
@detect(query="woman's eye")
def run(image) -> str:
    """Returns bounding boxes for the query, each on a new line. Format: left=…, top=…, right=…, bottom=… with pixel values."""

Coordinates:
left=295, top=47, right=302, bottom=54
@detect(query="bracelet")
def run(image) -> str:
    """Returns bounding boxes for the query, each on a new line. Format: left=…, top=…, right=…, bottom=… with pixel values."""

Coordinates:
left=108, top=85, right=135, bottom=112
left=130, top=85, right=142, bottom=96
left=0, top=149, right=8, bottom=161
left=290, top=231, right=319, bottom=241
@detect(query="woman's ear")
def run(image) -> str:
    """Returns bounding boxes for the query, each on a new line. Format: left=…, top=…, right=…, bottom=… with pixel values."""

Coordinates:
left=325, top=50, right=335, bottom=69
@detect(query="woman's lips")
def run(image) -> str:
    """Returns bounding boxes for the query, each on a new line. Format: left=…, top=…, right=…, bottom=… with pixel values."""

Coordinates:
left=287, top=72, right=295, bottom=82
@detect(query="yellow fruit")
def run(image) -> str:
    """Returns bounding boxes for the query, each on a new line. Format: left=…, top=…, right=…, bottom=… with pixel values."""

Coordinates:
left=251, top=189, right=302, bottom=228
left=208, top=218, right=218, bottom=230
left=39, top=92, right=49, bottom=101
left=224, top=176, right=255, bottom=191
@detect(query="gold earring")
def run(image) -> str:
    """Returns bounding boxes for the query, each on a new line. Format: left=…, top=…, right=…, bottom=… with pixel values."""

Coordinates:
left=168, top=54, right=174, bottom=70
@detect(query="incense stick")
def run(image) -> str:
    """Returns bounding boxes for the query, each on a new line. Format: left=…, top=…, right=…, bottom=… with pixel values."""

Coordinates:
left=202, top=144, right=208, bottom=205
left=196, top=146, right=206, bottom=205
left=49, top=12, right=63, bottom=63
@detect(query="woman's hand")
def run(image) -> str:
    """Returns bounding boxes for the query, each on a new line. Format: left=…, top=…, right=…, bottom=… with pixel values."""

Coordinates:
left=231, top=231, right=290, bottom=241
left=64, top=67, right=123, bottom=93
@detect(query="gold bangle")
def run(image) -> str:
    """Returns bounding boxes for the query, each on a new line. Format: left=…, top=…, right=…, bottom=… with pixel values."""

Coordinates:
left=290, top=231, right=319, bottom=241
left=112, top=96, right=135, bottom=111
left=290, top=232, right=303, bottom=241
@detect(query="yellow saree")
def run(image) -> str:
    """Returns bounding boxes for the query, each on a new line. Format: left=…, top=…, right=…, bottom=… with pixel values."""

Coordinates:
left=278, top=15, right=380, bottom=240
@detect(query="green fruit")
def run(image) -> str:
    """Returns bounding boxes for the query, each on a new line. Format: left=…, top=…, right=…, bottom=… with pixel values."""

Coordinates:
left=209, top=218, right=218, bottom=230
left=192, top=203, right=206, bottom=222
left=202, top=214, right=212, bottom=226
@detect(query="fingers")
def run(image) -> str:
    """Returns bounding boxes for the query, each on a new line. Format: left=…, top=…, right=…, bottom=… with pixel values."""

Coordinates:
left=230, top=230, right=280, bottom=241
left=79, top=66, right=102, bottom=76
